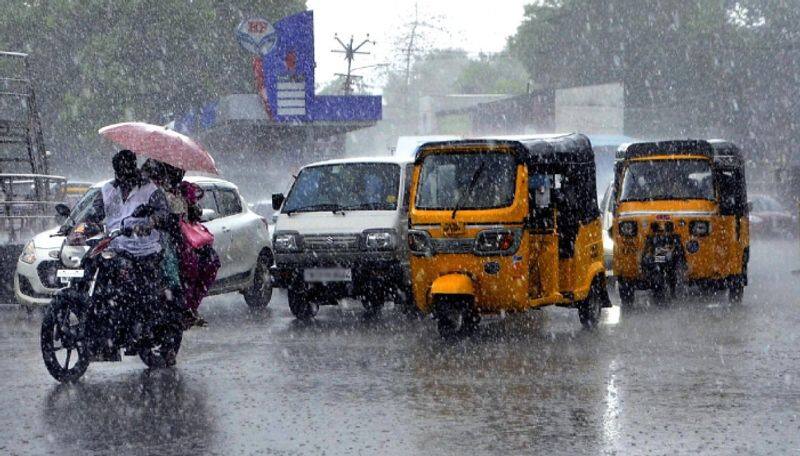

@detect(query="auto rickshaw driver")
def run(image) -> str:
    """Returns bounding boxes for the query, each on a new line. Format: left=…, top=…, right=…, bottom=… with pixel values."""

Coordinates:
left=408, top=134, right=610, bottom=338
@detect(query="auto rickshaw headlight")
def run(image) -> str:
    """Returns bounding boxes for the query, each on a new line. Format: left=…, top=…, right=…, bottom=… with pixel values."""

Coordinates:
left=690, top=221, right=711, bottom=237
left=618, top=221, right=638, bottom=237
left=408, top=230, right=433, bottom=256
left=363, top=229, right=397, bottom=251
left=474, top=229, right=519, bottom=255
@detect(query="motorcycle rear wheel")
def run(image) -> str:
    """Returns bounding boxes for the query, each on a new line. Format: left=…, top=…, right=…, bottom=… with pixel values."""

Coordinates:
left=41, top=303, right=90, bottom=383
left=139, top=326, right=182, bottom=368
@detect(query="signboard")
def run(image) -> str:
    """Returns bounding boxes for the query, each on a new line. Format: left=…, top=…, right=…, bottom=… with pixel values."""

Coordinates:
left=236, top=18, right=277, bottom=55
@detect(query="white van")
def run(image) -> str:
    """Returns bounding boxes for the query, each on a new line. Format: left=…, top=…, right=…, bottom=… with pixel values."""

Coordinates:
left=270, top=157, right=415, bottom=319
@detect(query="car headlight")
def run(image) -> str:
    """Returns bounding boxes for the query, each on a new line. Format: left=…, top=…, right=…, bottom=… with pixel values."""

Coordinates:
left=618, top=221, right=638, bottom=237
left=408, top=230, right=433, bottom=256
left=474, top=229, right=520, bottom=255
left=363, top=229, right=397, bottom=251
left=690, top=220, right=711, bottom=237
left=20, top=241, right=36, bottom=264
left=273, top=232, right=302, bottom=253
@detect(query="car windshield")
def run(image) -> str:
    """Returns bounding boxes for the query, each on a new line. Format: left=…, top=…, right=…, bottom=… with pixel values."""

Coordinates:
left=415, top=152, right=517, bottom=210
left=282, top=163, right=400, bottom=213
left=620, top=159, right=715, bottom=202
left=65, top=187, right=100, bottom=228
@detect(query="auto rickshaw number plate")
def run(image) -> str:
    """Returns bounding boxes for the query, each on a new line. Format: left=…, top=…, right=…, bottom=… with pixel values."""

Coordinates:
left=654, top=247, right=670, bottom=263
left=303, top=268, right=352, bottom=282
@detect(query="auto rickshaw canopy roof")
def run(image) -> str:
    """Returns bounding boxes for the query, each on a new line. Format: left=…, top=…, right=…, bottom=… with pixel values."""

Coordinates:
left=616, top=139, right=743, bottom=168
left=414, top=133, right=595, bottom=166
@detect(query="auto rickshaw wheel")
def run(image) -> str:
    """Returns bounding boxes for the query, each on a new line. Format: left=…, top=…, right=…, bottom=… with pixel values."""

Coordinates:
left=651, top=280, right=670, bottom=306
left=728, top=277, right=745, bottom=304
left=618, top=279, right=635, bottom=307
left=579, top=279, right=603, bottom=328
left=434, top=296, right=479, bottom=339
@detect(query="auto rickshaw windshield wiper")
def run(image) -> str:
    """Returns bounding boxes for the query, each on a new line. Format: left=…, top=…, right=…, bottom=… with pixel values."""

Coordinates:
left=451, top=162, right=486, bottom=219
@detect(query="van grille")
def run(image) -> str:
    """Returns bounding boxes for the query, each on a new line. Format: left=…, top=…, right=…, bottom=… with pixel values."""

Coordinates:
left=303, top=234, right=361, bottom=252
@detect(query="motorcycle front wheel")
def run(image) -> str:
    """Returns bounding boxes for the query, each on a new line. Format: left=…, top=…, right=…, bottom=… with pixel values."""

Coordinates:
left=41, top=302, right=90, bottom=383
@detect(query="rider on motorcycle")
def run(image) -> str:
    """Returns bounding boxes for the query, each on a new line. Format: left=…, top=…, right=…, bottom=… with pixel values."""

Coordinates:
left=88, top=149, right=170, bottom=302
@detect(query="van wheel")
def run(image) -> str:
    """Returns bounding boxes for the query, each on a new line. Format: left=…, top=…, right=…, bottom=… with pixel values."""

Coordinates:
left=244, top=252, right=273, bottom=309
left=394, top=285, right=421, bottom=318
left=618, top=279, right=635, bottom=307
left=435, top=297, right=479, bottom=339
left=362, top=289, right=385, bottom=318
left=288, top=288, right=319, bottom=320
left=578, top=279, right=603, bottom=329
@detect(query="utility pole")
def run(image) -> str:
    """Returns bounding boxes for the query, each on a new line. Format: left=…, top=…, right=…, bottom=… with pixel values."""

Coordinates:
left=332, top=33, right=374, bottom=95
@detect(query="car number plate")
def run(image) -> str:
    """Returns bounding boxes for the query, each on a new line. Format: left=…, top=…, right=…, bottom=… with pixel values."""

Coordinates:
left=654, top=255, right=667, bottom=263
left=57, top=269, right=84, bottom=283
left=303, top=268, right=352, bottom=282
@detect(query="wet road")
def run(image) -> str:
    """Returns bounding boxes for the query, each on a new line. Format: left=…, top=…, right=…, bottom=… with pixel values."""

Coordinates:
left=1, top=239, right=799, bottom=455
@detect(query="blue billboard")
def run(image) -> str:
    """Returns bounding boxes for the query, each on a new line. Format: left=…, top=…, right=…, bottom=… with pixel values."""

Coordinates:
left=260, top=11, right=381, bottom=123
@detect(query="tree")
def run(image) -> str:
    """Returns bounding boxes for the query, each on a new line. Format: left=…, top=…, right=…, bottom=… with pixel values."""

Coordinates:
left=0, top=0, right=306, bottom=174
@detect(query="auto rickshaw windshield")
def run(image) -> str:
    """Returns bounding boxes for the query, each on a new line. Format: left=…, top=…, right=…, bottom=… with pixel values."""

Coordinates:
left=620, top=158, right=715, bottom=202
left=415, top=152, right=517, bottom=210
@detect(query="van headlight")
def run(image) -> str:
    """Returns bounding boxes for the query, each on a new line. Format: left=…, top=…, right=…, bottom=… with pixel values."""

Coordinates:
left=618, top=221, right=638, bottom=237
left=363, top=229, right=397, bottom=251
left=690, top=220, right=711, bottom=237
left=474, top=229, right=520, bottom=255
left=273, top=232, right=303, bottom=253
left=408, top=230, right=433, bottom=256
left=20, top=240, right=36, bottom=264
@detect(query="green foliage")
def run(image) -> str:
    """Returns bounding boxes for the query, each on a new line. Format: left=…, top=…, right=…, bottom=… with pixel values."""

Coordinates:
left=0, top=0, right=305, bottom=171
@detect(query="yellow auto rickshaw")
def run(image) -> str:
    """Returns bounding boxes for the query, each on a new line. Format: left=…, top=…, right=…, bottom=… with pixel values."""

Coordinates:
left=408, top=134, right=610, bottom=337
left=612, top=140, right=749, bottom=305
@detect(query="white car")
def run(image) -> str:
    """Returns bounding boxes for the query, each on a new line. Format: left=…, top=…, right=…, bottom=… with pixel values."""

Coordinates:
left=14, top=176, right=274, bottom=310
left=600, top=182, right=615, bottom=282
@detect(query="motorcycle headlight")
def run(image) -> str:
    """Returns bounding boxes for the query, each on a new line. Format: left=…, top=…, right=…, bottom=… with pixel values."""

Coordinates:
left=474, top=229, right=520, bottom=255
left=690, top=220, right=711, bottom=237
left=273, top=232, right=302, bottom=253
left=19, top=240, right=36, bottom=264
left=363, top=229, right=397, bottom=251
left=408, top=230, right=433, bottom=256
left=618, top=221, right=638, bottom=237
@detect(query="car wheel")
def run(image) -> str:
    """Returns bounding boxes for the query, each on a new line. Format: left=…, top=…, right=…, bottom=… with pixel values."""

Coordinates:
left=244, top=251, right=273, bottom=309
left=288, top=288, right=319, bottom=320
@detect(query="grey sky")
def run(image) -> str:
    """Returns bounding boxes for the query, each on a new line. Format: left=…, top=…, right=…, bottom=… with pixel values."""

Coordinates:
left=306, top=0, right=529, bottom=90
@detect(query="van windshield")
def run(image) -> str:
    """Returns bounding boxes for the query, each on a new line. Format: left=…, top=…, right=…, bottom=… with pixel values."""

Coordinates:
left=283, top=163, right=400, bottom=213
left=416, top=152, right=517, bottom=210
left=620, top=159, right=715, bottom=202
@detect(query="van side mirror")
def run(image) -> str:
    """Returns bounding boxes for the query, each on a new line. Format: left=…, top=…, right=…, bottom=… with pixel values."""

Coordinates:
left=272, top=193, right=285, bottom=211
left=200, top=208, right=217, bottom=222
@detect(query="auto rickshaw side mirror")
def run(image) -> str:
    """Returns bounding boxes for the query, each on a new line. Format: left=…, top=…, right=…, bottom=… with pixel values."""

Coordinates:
left=272, top=193, right=285, bottom=211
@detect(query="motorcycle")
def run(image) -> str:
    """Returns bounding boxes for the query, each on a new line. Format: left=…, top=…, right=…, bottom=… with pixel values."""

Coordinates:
left=40, top=206, right=184, bottom=382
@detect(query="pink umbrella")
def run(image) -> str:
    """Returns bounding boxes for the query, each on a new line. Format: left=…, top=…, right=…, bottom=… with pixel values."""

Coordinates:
left=98, top=122, right=219, bottom=174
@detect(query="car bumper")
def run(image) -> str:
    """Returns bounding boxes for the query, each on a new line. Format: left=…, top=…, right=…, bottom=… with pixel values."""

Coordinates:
left=14, top=255, right=61, bottom=307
